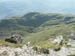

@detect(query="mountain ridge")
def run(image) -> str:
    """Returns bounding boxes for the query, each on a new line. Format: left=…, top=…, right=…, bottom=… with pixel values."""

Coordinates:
left=0, top=12, right=75, bottom=41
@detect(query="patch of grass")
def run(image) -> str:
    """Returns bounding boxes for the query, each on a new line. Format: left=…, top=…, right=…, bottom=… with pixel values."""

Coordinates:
left=68, top=55, right=75, bottom=56
left=0, top=40, right=24, bottom=47
left=33, top=39, right=63, bottom=50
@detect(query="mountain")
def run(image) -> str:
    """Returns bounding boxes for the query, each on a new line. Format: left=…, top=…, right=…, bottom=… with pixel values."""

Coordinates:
left=0, top=12, right=75, bottom=41
left=0, top=0, right=74, bottom=19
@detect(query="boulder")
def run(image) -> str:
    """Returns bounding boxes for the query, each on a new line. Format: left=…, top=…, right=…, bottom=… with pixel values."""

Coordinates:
left=5, top=34, right=24, bottom=44
left=5, top=38, right=17, bottom=44
left=40, top=48, right=49, bottom=54
left=52, top=35, right=64, bottom=45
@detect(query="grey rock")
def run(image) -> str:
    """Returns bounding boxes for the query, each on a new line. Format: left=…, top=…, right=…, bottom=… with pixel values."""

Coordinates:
left=5, top=34, right=24, bottom=44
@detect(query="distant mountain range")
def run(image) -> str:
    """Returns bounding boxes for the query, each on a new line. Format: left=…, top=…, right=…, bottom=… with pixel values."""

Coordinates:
left=0, top=12, right=75, bottom=41
left=0, top=0, right=74, bottom=19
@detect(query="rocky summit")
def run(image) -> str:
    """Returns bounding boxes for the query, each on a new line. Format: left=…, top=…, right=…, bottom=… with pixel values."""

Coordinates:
left=0, top=0, right=75, bottom=56
left=0, top=35, right=75, bottom=56
left=0, top=44, right=75, bottom=56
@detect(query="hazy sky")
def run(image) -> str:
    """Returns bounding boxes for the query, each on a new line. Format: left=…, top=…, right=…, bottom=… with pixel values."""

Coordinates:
left=0, top=0, right=74, bottom=13
left=0, top=0, right=74, bottom=19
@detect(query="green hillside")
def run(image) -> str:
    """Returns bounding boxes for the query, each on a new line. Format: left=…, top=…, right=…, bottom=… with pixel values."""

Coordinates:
left=24, top=24, right=75, bottom=44
left=0, top=12, right=75, bottom=41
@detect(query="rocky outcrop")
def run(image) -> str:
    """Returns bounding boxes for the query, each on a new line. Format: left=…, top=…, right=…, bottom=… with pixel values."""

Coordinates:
left=49, top=46, right=75, bottom=56
left=0, top=44, right=75, bottom=56
left=51, top=35, right=64, bottom=45
left=5, top=34, right=23, bottom=44
left=0, top=45, right=37, bottom=56
left=2, top=34, right=75, bottom=56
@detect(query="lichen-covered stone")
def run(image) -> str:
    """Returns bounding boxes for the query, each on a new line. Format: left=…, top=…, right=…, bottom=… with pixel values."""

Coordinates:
left=5, top=34, right=24, bottom=44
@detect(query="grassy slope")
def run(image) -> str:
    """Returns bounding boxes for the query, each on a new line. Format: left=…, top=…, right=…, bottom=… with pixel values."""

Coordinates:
left=0, top=40, right=24, bottom=47
left=0, top=12, right=75, bottom=41
left=24, top=23, right=75, bottom=44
